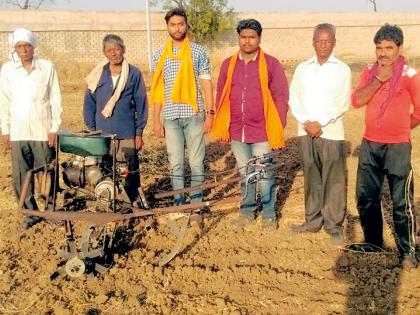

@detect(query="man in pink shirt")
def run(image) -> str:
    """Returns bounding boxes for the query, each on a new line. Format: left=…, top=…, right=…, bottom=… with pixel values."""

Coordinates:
left=352, top=24, right=420, bottom=268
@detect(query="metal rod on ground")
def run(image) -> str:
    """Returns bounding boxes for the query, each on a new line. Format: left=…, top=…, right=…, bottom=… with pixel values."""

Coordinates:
left=20, top=195, right=241, bottom=225
left=112, top=136, right=116, bottom=213
left=154, top=175, right=244, bottom=199
left=154, top=161, right=284, bottom=199
left=52, top=138, right=59, bottom=211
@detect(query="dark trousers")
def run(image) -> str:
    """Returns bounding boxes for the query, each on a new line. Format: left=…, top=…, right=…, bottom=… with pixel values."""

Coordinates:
left=356, top=139, right=416, bottom=258
left=301, top=136, right=347, bottom=233
left=11, top=141, right=55, bottom=210
left=113, top=138, right=140, bottom=202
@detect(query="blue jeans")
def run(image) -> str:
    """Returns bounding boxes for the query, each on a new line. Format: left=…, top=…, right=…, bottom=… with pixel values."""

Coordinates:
left=164, top=113, right=205, bottom=205
left=231, top=140, right=276, bottom=220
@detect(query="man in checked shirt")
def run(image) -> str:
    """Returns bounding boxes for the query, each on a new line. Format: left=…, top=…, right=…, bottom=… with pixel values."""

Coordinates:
left=151, top=7, right=214, bottom=206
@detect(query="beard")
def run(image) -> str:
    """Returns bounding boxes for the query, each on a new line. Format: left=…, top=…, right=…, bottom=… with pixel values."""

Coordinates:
left=170, top=30, right=187, bottom=41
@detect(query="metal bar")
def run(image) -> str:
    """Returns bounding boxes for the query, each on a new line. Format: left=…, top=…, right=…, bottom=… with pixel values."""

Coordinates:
left=112, top=136, right=116, bottom=213
left=17, top=163, right=55, bottom=211
left=17, top=170, right=34, bottom=210
left=52, top=138, right=59, bottom=211
left=20, top=195, right=241, bottom=225
left=154, top=160, right=284, bottom=199
left=154, top=176, right=243, bottom=199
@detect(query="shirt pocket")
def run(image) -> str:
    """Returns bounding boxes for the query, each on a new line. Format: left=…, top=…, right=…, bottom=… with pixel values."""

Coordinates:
left=35, top=83, right=49, bottom=102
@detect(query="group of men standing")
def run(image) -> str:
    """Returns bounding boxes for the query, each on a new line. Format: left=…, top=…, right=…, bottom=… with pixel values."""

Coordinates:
left=0, top=7, right=419, bottom=268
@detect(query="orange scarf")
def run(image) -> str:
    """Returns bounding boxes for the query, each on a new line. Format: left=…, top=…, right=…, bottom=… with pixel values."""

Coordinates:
left=150, top=37, right=198, bottom=112
left=211, top=50, right=285, bottom=149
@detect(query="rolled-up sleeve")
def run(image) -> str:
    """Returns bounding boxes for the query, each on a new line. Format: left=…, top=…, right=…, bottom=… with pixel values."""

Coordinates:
left=198, top=46, right=211, bottom=81
left=351, top=67, right=370, bottom=108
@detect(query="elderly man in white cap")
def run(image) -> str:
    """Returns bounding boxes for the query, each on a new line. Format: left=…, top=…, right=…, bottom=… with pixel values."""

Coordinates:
left=0, top=28, right=63, bottom=230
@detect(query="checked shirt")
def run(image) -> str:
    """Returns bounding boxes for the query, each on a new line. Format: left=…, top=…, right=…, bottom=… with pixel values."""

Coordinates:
left=152, top=41, right=211, bottom=120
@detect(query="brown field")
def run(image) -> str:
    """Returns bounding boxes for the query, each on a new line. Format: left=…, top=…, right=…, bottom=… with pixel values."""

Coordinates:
left=0, top=63, right=419, bottom=314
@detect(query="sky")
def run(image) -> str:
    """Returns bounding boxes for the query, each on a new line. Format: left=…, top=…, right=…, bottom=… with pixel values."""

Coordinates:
left=11, top=0, right=420, bottom=12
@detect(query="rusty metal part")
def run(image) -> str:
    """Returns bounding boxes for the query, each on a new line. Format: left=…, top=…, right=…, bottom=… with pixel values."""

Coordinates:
left=154, top=176, right=243, bottom=199
left=20, top=195, right=241, bottom=225
left=154, top=211, right=192, bottom=267
left=53, top=224, right=110, bottom=279
left=154, top=154, right=284, bottom=200
left=137, top=186, right=150, bottom=209
left=17, top=163, right=55, bottom=210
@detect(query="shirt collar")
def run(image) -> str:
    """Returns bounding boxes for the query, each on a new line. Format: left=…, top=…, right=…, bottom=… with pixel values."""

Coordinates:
left=14, top=56, right=38, bottom=71
left=239, top=50, right=259, bottom=62
left=307, top=54, right=338, bottom=65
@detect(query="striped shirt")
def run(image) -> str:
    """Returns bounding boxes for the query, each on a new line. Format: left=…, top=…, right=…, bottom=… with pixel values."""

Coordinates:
left=152, top=41, right=211, bottom=120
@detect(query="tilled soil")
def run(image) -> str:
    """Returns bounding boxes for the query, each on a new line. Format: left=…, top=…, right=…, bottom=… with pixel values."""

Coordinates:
left=0, top=93, right=419, bottom=314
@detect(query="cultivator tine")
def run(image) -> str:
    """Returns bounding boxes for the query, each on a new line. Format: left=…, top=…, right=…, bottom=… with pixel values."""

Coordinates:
left=68, top=239, right=77, bottom=255
left=85, top=249, right=104, bottom=259
left=137, top=187, right=150, bottom=209
left=50, top=266, right=67, bottom=280
left=58, top=250, right=73, bottom=260
left=80, top=227, right=93, bottom=255
left=94, top=263, right=108, bottom=274
left=167, top=216, right=183, bottom=236
left=155, top=212, right=191, bottom=267
left=79, top=227, right=105, bottom=259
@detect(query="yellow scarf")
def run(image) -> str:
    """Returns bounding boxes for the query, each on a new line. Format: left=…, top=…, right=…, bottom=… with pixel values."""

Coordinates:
left=211, top=50, right=285, bottom=149
left=150, top=37, right=198, bottom=112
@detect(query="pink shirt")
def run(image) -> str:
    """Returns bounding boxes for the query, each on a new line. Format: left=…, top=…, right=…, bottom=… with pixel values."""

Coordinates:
left=216, top=50, right=288, bottom=143
left=352, top=64, right=420, bottom=143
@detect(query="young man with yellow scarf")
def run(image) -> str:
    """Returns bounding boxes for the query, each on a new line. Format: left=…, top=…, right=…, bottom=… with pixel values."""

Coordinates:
left=151, top=7, right=214, bottom=206
left=212, top=19, right=289, bottom=230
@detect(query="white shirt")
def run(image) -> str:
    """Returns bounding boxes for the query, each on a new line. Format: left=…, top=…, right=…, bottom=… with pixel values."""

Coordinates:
left=0, top=57, right=62, bottom=141
left=289, top=55, right=351, bottom=140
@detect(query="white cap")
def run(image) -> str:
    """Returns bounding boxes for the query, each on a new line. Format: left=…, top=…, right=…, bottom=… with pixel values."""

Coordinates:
left=8, top=28, right=36, bottom=62
left=9, top=28, right=36, bottom=48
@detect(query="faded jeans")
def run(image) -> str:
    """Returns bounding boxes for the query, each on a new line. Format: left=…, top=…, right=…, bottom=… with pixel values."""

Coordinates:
left=164, top=113, right=205, bottom=205
left=231, top=140, right=276, bottom=220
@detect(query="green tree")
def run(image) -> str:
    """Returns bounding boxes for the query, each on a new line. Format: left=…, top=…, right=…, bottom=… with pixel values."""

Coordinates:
left=152, top=0, right=235, bottom=43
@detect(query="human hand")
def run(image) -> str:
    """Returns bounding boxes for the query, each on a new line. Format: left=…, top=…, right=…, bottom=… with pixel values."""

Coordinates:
left=135, top=135, right=144, bottom=150
left=303, top=121, right=322, bottom=138
left=48, top=133, right=57, bottom=147
left=153, top=120, right=165, bottom=138
left=203, top=114, right=214, bottom=134
left=2, top=134, right=11, bottom=152
left=377, top=62, right=393, bottom=82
